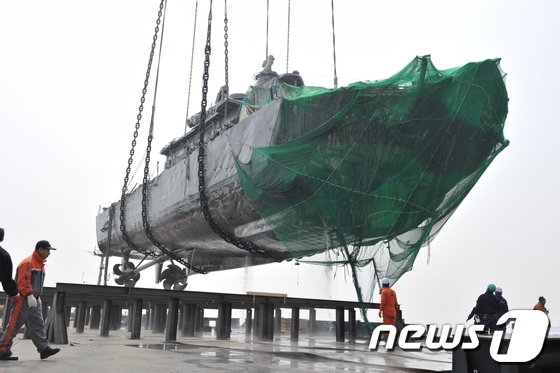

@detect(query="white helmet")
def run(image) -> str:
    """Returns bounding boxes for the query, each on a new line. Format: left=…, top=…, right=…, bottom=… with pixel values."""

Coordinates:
left=381, top=277, right=390, bottom=285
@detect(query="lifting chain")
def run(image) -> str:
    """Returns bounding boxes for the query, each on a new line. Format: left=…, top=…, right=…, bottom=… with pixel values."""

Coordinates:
left=141, top=0, right=206, bottom=275
left=184, top=0, right=199, bottom=134
left=197, top=0, right=281, bottom=260
left=286, top=0, right=291, bottom=73
left=223, top=0, right=229, bottom=90
left=119, top=0, right=165, bottom=261
left=120, top=0, right=205, bottom=275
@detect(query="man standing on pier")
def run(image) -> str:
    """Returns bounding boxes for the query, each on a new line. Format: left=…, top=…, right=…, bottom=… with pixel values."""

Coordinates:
left=0, top=240, right=60, bottom=361
left=494, top=287, right=509, bottom=331
left=378, top=277, right=399, bottom=327
left=466, top=283, right=501, bottom=333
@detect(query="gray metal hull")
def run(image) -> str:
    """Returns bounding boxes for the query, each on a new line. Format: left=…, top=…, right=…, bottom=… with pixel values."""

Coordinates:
left=96, top=99, right=293, bottom=273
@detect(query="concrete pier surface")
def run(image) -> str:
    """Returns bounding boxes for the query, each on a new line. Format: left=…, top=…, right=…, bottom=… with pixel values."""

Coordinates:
left=0, top=328, right=451, bottom=372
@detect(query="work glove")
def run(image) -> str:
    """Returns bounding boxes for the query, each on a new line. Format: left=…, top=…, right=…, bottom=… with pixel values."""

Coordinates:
left=27, top=294, right=38, bottom=308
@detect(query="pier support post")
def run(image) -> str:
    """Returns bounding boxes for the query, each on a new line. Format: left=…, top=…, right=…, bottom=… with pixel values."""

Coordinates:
left=100, top=299, right=112, bottom=337
left=308, top=308, right=316, bottom=336
left=148, top=303, right=155, bottom=329
left=257, top=303, right=274, bottom=340
left=42, top=301, right=49, bottom=320
left=178, top=304, right=183, bottom=330
left=110, top=305, right=121, bottom=330
left=274, top=308, right=282, bottom=334
left=89, top=305, right=101, bottom=329
left=65, top=306, right=71, bottom=327
left=245, top=308, right=253, bottom=336
left=348, top=308, right=356, bottom=344
left=165, top=298, right=180, bottom=342
left=152, top=304, right=167, bottom=333
left=182, top=304, right=197, bottom=336
left=72, top=306, right=78, bottom=328
left=144, top=307, right=151, bottom=329
left=291, top=307, right=300, bottom=342
left=46, top=291, right=68, bottom=344
left=179, top=303, right=187, bottom=336
left=194, top=307, right=204, bottom=333
left=335, top=307, right=345, bottom=342
left=252, top=308, right=258, bottom=338
left=130, top=299, right=143, bottom=339
left=127, top=305, right=133, bottom=332
left=397, top=308, right=405, bottom=330
left=152, top=304, right=161, bottom=333
left=216, top=302, right=232, bottom=340
left=76, top=300, right=87, bottom=333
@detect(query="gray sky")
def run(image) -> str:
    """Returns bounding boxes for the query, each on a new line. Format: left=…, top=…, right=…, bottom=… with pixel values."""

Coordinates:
left=1, top=0, right=559, bottom=327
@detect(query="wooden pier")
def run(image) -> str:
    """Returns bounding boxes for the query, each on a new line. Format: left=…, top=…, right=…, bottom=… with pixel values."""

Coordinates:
left=2, top=283, right=388, bottom=345
left=0, top=284, right=458, bottom=372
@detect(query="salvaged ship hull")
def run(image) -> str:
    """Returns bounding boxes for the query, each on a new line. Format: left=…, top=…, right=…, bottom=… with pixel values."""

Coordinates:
left=96, top=56, right=509, bottom=285
left=97, top=97, right=291, bottom=273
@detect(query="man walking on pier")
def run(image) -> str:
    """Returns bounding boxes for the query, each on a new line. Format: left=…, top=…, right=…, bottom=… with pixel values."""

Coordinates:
left=0, top=240, right=60, bottom=361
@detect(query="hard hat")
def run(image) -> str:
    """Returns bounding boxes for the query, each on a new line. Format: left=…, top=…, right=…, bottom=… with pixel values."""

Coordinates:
left=487, top=283, right=496, bottom=292
left=495, top=287, right=502, bottom=293
left=381, top=277, right=390, bottom=285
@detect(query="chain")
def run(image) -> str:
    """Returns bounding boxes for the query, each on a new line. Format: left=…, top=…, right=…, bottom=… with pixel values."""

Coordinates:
left=184, top=0, right=199, bottom=134
left=120, top=0, right=205, bottom=274
left=265, top=0, right=270, bottom=59
left=119, top=0, right=165, bottom=259
left=197, top=0, right=280, bottom=260
left=286, top=0, right=291, bottom=73
left=330, top=0, right=338, bottom=88
left=141, top=0, right=205, bottom=274
left=223, top=0, right=229, bottom=89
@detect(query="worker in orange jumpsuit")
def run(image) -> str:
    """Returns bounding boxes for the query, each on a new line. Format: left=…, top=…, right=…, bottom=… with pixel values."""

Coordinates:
left=0, top=240, right=60, bottom=361
left=378, top=277, right=399, bottom=326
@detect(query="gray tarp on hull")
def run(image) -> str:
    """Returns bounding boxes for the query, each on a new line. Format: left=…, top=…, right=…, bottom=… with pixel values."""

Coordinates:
left=96, top=99, right=293, bottom=273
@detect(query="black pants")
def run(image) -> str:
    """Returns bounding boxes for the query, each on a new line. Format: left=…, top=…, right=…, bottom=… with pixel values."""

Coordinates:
left=476, top=314, right=498, bottom=333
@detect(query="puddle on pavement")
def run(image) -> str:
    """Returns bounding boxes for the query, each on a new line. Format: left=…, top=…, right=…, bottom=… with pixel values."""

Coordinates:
left=126, top=343, right=395, bottom=372
left=126, top=343, right=200, bottom=351
left=129, top=343, right=346, bottom=364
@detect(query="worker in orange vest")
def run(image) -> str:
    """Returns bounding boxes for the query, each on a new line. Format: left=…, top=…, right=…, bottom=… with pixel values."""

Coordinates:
left=378, top=277, right=399, bottom=326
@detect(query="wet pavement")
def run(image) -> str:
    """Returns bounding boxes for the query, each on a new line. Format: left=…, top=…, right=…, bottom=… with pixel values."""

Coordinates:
left=0, top=328, right=452, bottom=372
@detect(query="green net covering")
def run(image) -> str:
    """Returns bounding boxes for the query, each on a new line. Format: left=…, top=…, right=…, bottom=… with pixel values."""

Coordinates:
left=234, top=56, right=508, bottom=315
